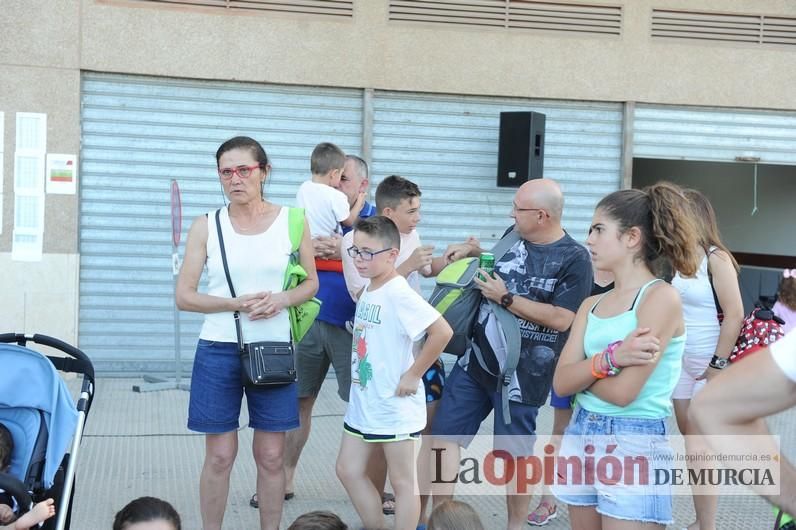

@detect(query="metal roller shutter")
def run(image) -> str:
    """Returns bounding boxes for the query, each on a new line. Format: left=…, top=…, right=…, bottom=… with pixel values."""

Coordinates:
left=634, top=104, right=796, bottom=164
left=371, top=91, right=623, bottom=293
left=79, top=73, right=362, bottom=373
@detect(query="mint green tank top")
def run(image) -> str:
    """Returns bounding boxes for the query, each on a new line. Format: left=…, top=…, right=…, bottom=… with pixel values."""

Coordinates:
left=575, top=279, right=685, bottom=419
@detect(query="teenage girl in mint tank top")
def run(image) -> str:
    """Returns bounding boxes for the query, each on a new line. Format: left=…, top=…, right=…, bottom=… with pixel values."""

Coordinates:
left=551, top=182, right=700, bottom=529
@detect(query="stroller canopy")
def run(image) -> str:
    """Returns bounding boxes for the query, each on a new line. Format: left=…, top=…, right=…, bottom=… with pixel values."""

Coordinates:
left=0, top=344, right=78, bottom=488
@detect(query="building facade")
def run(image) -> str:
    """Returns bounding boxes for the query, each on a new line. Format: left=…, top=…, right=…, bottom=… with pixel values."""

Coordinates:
left=2, top=0, right=795, bottom=372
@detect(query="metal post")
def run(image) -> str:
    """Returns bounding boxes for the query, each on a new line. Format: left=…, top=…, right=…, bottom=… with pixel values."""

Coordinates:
left=621, top=101, right=635, bottom=189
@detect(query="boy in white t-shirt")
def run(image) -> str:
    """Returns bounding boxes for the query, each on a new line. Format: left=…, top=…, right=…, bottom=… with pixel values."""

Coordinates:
left=341, top=175, right=476, bottom=525
left=296, top=142, right=365, bottom=239
left=336, top=216, right=453, bottom=530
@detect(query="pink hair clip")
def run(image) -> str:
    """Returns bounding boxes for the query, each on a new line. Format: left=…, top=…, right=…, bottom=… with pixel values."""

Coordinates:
left=784, top=268, right=796, bottom=279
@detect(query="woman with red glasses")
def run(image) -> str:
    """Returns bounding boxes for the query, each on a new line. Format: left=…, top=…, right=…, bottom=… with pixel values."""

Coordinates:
left=176, top=136, right=318, bottom=530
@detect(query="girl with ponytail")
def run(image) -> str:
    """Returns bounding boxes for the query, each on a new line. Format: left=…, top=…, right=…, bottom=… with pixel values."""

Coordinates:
left=551, top=182, right=698, bottom=529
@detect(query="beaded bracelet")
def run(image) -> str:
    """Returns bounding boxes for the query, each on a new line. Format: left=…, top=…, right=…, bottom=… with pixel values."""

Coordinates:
left=591, top=353, right=608, bottom=379
left=604, top=341, right=623, bottom=377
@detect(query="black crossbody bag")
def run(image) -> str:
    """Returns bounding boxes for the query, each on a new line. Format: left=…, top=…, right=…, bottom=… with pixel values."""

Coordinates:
left=215, top=209, right=297, bottom=386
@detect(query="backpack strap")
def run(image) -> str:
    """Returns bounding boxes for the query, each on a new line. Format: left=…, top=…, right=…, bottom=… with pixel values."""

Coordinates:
left=491, top=301, right=521, bottom=425
left=466, top=301, right=521, bottom=425
left=489, top=228, right=521, bottom=262
left=464, top=228, right=523, bottom=424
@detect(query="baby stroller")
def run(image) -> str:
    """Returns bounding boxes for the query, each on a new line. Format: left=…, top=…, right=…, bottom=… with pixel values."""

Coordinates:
left=0, top=334, right=95, bottom=530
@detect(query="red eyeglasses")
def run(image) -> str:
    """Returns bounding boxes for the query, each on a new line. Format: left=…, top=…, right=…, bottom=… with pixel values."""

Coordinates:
left=218, top=164, right=261, bottom=180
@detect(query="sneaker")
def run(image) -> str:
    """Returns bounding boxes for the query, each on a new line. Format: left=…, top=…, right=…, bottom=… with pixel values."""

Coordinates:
left=527, top=500, right=557, bottom=526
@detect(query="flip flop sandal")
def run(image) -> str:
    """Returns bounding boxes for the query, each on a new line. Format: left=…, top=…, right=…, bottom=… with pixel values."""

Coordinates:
left=382, top=492, right=396, bottom=515
left=527, top=500, right=557, bottom=526
left=249, top=492, right=294, bottom=509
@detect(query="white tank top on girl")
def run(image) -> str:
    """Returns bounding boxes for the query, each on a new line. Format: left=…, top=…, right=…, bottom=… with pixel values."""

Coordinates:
left=199, top=207, right=291, bottom=343
left=671, top=248, right=721, bottom=357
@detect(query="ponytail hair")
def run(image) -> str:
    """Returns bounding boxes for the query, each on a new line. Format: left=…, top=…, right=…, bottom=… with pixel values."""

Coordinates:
left=596, top=182, right=699, bottom=278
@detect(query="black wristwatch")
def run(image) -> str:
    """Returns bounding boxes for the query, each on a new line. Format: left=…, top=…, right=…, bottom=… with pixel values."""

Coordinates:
left=709, top=355, right=730, bottom=370
left=500, top=292, right=514, bottom=308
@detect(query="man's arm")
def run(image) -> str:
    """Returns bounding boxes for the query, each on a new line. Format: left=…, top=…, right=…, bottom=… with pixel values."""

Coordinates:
left=473, top=271, right=576, bottom=332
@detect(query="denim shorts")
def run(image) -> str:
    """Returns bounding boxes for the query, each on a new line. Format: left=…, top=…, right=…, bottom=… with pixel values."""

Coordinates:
left=430, top=363, right=538, bottom=456
left=188, top=339, right=300, bottom=433
left=552, top=406, right=674, bottom=525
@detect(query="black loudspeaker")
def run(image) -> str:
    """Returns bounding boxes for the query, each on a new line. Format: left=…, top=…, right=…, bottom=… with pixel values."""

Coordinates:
left=496, top=111, right=546, bottom=188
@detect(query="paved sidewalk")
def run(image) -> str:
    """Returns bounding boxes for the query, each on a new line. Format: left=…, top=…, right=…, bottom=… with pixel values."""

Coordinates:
left=69, top=374, right=790, bottom=529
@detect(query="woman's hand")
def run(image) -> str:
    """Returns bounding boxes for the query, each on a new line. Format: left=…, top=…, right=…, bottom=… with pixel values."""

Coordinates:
left=612, top=328, right=661, bottom=367
left=247, top=291, right=289, bottom=320
left=696, top=366, right=723, bottom=382
left=234, top=292, right=268, bottom=313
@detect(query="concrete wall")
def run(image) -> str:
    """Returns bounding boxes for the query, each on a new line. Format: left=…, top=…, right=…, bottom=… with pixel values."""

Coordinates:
left=632, top=158, right=796, bottom=256
left=78, top=0, right=796, bottom=109
left=0, top=1, right=81, bottom=342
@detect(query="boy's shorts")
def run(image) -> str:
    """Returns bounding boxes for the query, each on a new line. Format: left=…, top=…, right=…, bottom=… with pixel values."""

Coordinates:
left=295, top=321, right=353, bottom=401
left=550, top=387, right=574, bottom=409
left=431, top=363, right=538, bottom=456
left=423, top=359, right=445, bottom=403
left=343, top=422, right=421, bottom=443
left=188, top=339, right=299, bottom=433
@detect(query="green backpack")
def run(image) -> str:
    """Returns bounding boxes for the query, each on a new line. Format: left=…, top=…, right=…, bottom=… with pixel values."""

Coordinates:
left=428, top=230, right=522, bottom=424
left=283, top=208, right=321, bottom=343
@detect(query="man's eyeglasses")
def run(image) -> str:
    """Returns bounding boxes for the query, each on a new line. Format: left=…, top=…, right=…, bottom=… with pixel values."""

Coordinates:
left=347, top=246, right=393, bottom=261
left=511, top=204, right=544, bottom=214
left=218, top=164, right=261, bottom=180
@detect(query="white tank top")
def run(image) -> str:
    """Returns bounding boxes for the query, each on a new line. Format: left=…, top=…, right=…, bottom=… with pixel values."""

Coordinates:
left=199, top=207, right=292, bottom=343
left=671, top=247, right=721, bottom=356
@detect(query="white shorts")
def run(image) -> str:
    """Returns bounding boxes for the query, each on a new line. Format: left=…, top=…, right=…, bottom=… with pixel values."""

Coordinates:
left=671, top=352, right=711, bottom=400
left=771, top=330, right=796, bottom=383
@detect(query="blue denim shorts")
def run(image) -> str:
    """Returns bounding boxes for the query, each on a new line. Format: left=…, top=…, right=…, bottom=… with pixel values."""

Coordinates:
left=188, top=339, right=300, bottom=433
left=552, top=406, right=674, bottom=525
left=430, top=363, right=538, bottom=456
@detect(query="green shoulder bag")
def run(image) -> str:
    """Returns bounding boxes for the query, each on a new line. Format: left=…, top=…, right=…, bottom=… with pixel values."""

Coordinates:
left=284, top=208, right=321, bottom=343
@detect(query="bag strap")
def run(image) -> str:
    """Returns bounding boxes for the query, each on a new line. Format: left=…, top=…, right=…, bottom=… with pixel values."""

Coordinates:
left=492, top=301, right=521, bottom=425
left=466, top=228, right=523, bottom=425
left=706, top=247, right=725, bottom=320
left=283, top=207, right=305, bottom=292
left=467, top=301, right=521, bottom=425
left=287, top=207, right=304, bottom=253
left=215, top=209, right=246, bottom=352
left=489, top=228, right=521, bottom=263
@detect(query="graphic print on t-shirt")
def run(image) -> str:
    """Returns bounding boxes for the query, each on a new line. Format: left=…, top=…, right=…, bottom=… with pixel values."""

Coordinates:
left=351, top=301, right=382, bottom=390
left=464, top=234, right=593, bottom=406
